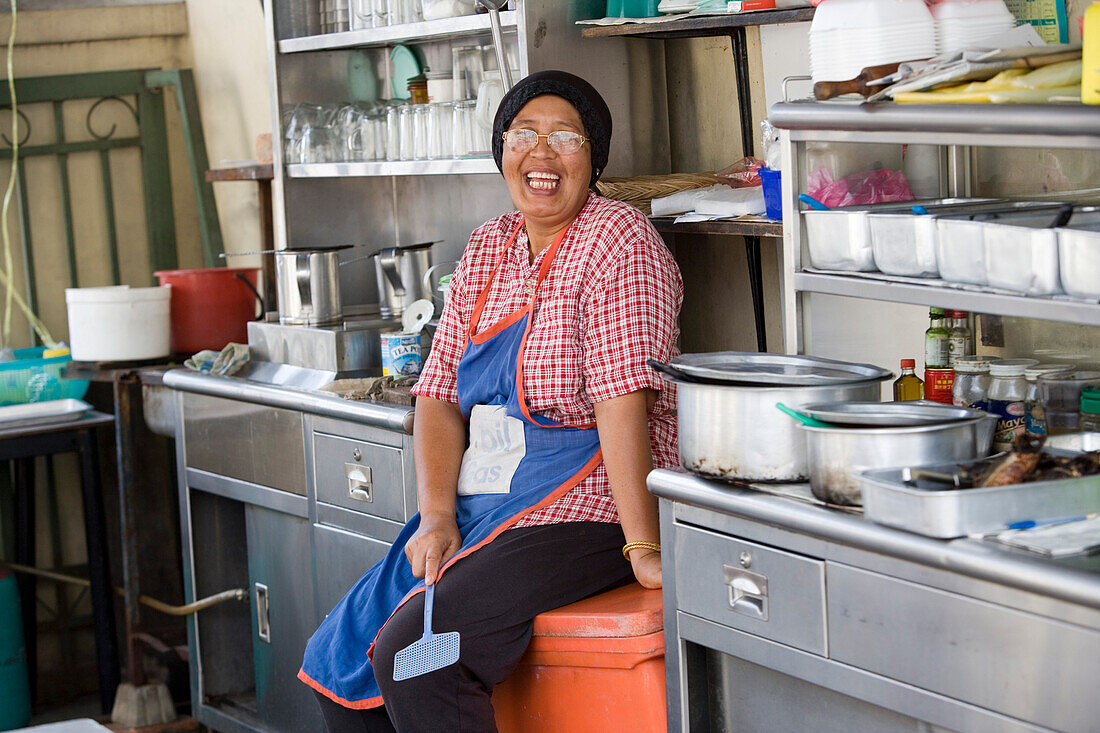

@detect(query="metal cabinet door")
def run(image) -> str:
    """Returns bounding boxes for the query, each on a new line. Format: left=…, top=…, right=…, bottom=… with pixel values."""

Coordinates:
left=313, top=523, right=391, bottom=624
left=245, top=505, right=323, bottom=733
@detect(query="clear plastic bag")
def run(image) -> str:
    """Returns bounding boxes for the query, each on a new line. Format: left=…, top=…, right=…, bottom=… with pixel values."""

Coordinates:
left=715, top=157, right=764, bottom=188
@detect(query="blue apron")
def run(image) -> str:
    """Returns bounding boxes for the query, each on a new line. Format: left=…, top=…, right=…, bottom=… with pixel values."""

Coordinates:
left=299, top=218, right=604, bottom=709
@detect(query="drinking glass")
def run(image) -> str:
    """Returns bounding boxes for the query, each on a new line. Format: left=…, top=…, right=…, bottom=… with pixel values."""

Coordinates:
left=334, top=104, right=365, bottom=162
left=451, top=100, right=477, bottom=158
left=411, top=104, right=430, bottom=160
left=427, top=102, right=453, bottom=159
left=386, top=106, right=401, bottom=161
left=398, top=104, right=415, bottom=160
left=295, top=124, right=337, bottom=164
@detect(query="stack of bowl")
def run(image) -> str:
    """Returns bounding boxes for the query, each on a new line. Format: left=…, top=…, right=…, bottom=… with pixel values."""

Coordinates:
left=932, top=0, right=1016, bottom=57
left=809, top=0, right=935, bottom=83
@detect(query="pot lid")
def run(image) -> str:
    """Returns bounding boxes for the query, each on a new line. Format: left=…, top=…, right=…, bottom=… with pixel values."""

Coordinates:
left=669, top=352, right=892, bottom=386
left=800, top=401, right=989, bottom=428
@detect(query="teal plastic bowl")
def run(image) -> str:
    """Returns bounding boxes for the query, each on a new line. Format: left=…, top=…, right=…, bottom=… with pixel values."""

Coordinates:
left=0, top=347, right=90, bottom=406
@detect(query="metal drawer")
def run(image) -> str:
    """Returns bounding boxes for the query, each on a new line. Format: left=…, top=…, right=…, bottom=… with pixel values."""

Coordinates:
left=827, top=563, right=1100, bottom=733
left=672, top=522, right=827, bottom=655
left=313, top=524, right=391, bottom=622
left=183, top=393, right=306, bottom=494
left=313, top=432, right=405, bottom=522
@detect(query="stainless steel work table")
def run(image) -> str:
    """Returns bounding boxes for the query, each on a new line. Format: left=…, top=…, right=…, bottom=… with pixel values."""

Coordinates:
left=163, top=368, right=418, bottom=733
left=648, top=468, right=1100, bottom=733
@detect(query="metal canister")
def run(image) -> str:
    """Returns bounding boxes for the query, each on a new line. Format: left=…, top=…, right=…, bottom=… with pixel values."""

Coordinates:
left=381, top=331, right=423, bottom=376
left=924, top=367, right=955, bottom=405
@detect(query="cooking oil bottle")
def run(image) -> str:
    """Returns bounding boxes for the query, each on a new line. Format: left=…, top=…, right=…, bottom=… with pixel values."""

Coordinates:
left=893, top=359, right=924, bottom=401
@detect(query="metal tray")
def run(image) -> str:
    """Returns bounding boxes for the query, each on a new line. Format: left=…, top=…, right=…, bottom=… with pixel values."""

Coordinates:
left=0, top=399, right=91, bottom=429
left=859, top=449, right=1100, bottom=538
left=670, top=352, right=891, bottom=386
left=802, top=400, right=987, bottom=427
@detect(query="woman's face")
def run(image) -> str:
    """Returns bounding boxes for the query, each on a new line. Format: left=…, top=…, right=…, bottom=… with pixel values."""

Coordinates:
left=502, top=94, right=593, bottom=232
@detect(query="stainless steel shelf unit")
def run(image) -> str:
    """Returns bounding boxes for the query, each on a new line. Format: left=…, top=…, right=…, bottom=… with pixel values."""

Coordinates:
left=279, top=10, right=519, bottom=52
left=771, top=101, right=1100, bottom=353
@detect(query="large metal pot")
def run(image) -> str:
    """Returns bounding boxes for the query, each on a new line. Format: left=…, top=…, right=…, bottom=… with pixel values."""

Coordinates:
left=674, top=379, right=884, bottom=482
left=275, top=249, right=343, bottom=326
left=801, top=415, right=996, bottom=506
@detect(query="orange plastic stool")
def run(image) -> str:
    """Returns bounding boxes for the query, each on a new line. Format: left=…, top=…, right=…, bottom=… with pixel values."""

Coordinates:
left=493, top=583, right=666, bottom=733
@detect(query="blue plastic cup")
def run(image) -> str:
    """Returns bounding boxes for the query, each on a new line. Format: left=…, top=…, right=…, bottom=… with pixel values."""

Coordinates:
left=759, top=166, right=783, bottom=220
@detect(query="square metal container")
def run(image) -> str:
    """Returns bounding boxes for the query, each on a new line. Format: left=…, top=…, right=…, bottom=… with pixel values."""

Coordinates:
left=867, top=199, right=1000, bottom=278
left=859, top=451, right=1100, bottom=538
left=1056, top=210, right=1100, bottom=300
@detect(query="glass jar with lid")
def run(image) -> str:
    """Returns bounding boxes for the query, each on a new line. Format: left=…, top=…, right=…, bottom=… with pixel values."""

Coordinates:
left=1024, top=363, right=1074, bottom=436
left=988, top=359, right=1039, bottom=452
left=952, top=355, right=999, bottom=410
left=1080, top=388, right=1100, bottom=433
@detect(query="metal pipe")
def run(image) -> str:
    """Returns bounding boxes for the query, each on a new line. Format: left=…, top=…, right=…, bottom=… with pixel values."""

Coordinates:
left=3, top=562, right=248, bottom=617
left=477, top=0, right=513, bottom=91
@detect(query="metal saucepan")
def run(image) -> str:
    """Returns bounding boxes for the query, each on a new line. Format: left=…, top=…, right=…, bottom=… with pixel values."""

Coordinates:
left=800, top=400, right=990, bottom=428
left=655, top=359, right=888, bottom=482
left=800, top=415, right=996, bottom=506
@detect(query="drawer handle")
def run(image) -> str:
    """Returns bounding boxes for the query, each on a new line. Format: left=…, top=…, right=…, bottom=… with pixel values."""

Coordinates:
left=346, top=463, right=373, bottom=503
left=723, top=565, right=769, bottom=621
left=255, top=582, right=271, bottom=643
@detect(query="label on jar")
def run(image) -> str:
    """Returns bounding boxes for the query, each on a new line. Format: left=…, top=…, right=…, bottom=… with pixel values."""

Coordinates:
left=1025, top=403, right=1047, bottom=436
left=990, top=398, right=1027, bottom=452
left=381, top=331, right=423, bottom=376
left=924, top=368, right=955, bottom=404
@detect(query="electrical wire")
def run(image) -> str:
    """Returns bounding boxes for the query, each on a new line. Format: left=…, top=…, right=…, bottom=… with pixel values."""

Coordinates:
left=0, top=0, right=55, bottom=348
left=2, top=0, right=18, bottom=345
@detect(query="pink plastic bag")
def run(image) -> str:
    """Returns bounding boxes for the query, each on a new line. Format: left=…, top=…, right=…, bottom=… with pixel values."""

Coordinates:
left=807, top=167, right=914, bottom=208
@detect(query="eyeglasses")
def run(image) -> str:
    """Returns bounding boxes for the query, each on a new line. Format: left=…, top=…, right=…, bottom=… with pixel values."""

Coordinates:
left=501, top=129, right=588, bottom=155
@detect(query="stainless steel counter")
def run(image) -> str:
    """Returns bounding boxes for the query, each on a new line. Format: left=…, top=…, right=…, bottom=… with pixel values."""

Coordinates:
left=649, top=469, right=1100, bottom=733
left=649, top=469, right=1100, bottom=610
left=163, top=368, right=414, bottom=434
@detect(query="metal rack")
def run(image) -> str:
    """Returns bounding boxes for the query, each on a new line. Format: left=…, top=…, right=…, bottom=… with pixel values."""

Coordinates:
left=770, top=101, right=1100, bottom=354
left=279, top=10, right=519, bottom=53
left=582, top=9, right=816, bottom=351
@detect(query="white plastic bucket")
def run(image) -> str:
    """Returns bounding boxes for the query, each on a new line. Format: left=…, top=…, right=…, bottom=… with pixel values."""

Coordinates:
left=65, top=285, right=172, bottom=362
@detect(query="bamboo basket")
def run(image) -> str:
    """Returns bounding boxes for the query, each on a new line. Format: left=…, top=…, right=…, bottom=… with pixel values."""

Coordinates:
left=596, top=172, right=719, bottom=216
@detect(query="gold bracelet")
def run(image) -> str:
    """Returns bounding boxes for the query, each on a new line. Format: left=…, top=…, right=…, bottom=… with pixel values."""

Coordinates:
left=622, top=541, right=661, bottom=561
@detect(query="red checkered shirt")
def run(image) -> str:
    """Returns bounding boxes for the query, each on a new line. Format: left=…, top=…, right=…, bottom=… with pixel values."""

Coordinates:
left=412, top=193, right=683, bottom=526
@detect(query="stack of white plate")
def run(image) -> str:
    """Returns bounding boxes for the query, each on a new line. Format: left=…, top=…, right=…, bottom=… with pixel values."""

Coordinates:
left=932, top=0, right=1016, bottom=57
left=809, top=0, right=936, bottom=83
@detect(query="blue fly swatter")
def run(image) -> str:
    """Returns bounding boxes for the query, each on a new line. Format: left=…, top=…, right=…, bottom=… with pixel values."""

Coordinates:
left=392, top=583, right=460, bottom=681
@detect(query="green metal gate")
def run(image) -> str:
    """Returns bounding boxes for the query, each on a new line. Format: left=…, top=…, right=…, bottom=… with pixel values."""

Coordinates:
left=0, top=68, right=224, bottom=346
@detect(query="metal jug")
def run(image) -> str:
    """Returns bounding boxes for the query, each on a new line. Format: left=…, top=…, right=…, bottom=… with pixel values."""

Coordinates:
left=373, top=242, right=435, bottom=317
left=275, top=249, right=343, bottom=326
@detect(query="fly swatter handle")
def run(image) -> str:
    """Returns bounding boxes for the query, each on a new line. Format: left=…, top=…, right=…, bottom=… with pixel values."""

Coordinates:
left=423, top=583, right=435, bottom=637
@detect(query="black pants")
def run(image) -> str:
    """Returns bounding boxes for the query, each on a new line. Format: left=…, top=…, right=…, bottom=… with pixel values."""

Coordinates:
left=313, top=521, right=635, bottom=733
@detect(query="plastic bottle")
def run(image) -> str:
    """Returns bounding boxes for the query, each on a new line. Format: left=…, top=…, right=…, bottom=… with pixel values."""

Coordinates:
left=1024, top=363, right=1074, bottom=436
left=1080, top=388, right=1100, bottom=432
left=988, top=359, right=1039, bottom=452
left=1084, top=2, right=1100, bottom=105
left=893, top=359, right=924, bottom=401
left=924, top=307, right=950, bottom=368
left=944, top=310, right=971, bottom=367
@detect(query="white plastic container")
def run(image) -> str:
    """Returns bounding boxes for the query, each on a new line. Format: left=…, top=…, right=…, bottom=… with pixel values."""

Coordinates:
left=65, top=285, right=172, bottom=362
left=1058, top=224, right=1100, bottom=299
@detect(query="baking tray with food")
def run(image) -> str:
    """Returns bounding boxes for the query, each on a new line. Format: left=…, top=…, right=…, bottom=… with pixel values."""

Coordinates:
left=859, top=434, right=1100, bottom=538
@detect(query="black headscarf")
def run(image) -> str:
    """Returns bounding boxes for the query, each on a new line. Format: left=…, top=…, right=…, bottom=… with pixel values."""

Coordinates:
left=491, top=70, right=612, bottom=187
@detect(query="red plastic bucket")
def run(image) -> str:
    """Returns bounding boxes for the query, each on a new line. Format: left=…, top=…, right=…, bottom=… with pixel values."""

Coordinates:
left=153, top=267, right=261, bottom=353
